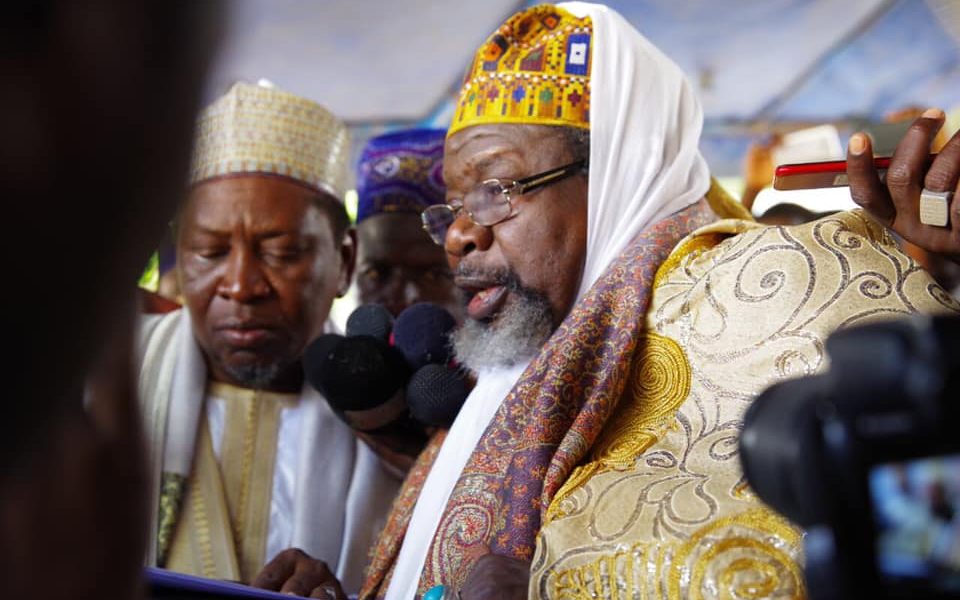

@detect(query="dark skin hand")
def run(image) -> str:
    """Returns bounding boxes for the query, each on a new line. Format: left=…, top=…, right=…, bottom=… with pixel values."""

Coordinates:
left=459, top=553, right=531, bottom=600
left=252, top=548, right=347, bottom=599
left=847, top=107, right=960, bottom=263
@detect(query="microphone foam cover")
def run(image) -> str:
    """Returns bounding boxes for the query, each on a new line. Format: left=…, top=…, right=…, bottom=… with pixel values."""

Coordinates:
left=346, top=303, right=394, bottom=341
left=406, top=364, right=469, bottom=428
left=303, top=334, right=410, bottom=412
left=393, top=302, right=456, bottom=370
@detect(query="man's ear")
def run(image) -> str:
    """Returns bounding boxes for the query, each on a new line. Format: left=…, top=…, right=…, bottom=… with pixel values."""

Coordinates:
left=337, top=227, right=357, bottom=298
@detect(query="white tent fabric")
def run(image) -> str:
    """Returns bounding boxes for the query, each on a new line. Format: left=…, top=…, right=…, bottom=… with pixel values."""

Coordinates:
left=205, top=0, right=960, bottom=125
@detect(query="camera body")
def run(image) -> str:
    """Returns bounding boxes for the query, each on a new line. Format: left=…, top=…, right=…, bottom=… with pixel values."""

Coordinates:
left=740, top=315, right=960, bottom=599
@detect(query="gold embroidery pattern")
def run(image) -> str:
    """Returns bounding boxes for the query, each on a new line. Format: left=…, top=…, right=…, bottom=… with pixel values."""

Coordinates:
left=157, top=471, right=188, bottom=566
left=545, top=509, right=801, bottom=600
left=192, top=465, right=217, bottom=578
left=668, top=509, right=804, bottom=600
left=234, top=391, right=259, bottom=569
left=550, top=541, right=665, bottom=599
left=217, top=384, right=287, bottom=582
left=532, top=211, right=960, bottom=598
left=546, top=332, right=691, bottom=523
left=594, top=333, right=690, bottom=468
left=653, top=233, right=727, bottom=291
left=651, top=179, right=746, bottom=292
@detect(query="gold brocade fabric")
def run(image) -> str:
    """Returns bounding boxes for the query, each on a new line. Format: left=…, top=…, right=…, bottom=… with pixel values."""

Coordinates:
left=532, top=210, right=960, bottom=599
left=156, top=472, right=188, bottom=566
left=166, top=383, right=294, bottom=583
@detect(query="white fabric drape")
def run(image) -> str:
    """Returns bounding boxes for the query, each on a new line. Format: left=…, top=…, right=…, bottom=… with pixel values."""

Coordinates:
left=145, top=310, right=398, bottom=593
left=570, top=1, right=710, bottom=300
left=384, top=3, right=711, bottom=598
left=386, top=361, right=529, bottom=600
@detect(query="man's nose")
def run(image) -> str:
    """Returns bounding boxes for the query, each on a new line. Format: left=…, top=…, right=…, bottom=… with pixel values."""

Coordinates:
left=402, top=279, right=423, bottom=308
left=382, top=275, right=422, bottom=316
left=444, top=214, right=493, bottom=258
left=217, top=246, right=270, bottom=302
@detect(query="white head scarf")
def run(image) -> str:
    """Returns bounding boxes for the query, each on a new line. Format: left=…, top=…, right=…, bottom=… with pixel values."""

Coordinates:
left=567, top=1, right=710, bottom=299
left=385, top=5, right=710, bottom=598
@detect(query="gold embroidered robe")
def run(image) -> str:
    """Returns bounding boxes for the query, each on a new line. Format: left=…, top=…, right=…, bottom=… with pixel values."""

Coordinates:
left=532, top=211, right=960, bottom=599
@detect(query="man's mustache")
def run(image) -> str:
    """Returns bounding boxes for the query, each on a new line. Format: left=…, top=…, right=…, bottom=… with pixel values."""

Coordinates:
left=454, top=264, right=517, bottom=288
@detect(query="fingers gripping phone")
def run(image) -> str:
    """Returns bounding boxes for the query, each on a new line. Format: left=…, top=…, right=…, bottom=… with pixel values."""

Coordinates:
left=774, top=156, right=937, bottom=191
left=773, top=158, right=893, bottom=190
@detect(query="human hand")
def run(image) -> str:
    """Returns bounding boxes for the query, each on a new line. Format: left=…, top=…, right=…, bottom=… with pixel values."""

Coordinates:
left=847, top=108, right=960, bottom=263
left=251, top=548, right=346, bottom=599
left=459, top=553, right=530, bottom=600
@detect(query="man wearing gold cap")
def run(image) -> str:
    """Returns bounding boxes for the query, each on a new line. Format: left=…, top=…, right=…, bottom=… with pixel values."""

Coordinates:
left=354, top=4, right=959, bottom=599
left=137, top=82, right=399, bottom=597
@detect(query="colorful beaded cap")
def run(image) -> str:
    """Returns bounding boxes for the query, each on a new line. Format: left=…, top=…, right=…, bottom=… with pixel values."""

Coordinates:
left=356, top=128, right=446, bottom=223
left=448, top=4, right=592, bottom=137
left=189, top=82, right=349, bottom=201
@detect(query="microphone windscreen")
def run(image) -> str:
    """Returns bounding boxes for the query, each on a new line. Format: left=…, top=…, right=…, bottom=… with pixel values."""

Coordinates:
left=393, top=302, right=456, bottom=370
left=406, top=364, right=469, bottom=428
left=303, top=334, right=410, bottom=412
left=302, top=332, right=343, bottom=387
left=346, top=303, right=394, bottom=341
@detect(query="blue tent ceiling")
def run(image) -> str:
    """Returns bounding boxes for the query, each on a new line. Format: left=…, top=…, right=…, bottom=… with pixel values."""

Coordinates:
left=204, top=0, right=960, bottom=177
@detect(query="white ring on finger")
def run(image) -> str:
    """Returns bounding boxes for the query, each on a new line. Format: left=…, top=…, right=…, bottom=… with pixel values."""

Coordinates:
left=919, top=188, right=952, bottom=227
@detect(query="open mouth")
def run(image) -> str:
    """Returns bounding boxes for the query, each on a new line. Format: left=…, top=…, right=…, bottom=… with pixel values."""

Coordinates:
left=456, top=277, right=510, bottom=321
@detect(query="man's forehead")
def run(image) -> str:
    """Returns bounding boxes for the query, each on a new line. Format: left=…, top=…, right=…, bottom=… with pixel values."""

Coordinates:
left=445, top=124, right=564, bottom=154
left=184, top=175, right=324, bottom=230
left=443, top=124, right=568, bottom=178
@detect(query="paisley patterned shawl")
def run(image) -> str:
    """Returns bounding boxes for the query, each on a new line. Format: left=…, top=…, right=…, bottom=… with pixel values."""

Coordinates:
left=420, top=199, right=716, bottom=592
left=358, top=197, right=715, bottom=599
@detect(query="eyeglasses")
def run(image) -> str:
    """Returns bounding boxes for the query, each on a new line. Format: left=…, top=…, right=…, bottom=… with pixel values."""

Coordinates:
left=421, top=158, right=588, bottom=246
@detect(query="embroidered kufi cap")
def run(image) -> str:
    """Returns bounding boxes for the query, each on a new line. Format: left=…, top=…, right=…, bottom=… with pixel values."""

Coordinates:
left=189, top=82, right=349, bottom=201
left=449, top=4, right=592, bottom=138
left=356, top=128, right=446, bottom=223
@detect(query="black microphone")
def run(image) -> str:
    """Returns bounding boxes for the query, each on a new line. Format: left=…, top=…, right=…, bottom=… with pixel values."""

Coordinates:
left=302, top=333, right=411, bottom=432
left=345, top=303, right=394, bottom=342
left=405, top=364, right=470, bottom=428
left=392, top=302, right=456, bottom=370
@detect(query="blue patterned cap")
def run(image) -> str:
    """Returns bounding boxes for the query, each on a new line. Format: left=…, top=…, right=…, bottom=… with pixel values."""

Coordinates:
left=356, top=128, right=446, bottom=223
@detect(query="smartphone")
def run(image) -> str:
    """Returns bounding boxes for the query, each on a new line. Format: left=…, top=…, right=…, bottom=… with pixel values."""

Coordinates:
left=774, top=155, right=937, bottom=191
left=773, top=157, right=891, bottom=190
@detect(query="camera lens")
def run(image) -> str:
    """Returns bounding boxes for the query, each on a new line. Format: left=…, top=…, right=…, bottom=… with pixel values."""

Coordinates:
left=740, top=375, right=829, bottom=527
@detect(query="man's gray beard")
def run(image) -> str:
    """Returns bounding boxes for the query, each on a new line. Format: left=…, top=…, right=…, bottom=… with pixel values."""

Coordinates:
left=222, top=362, right=284, bottom=389
left=451, top=287, right=555, bottom=371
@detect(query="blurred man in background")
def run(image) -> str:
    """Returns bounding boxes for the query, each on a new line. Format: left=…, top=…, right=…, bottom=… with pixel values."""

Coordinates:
left=355, top=129, right=462, bottom=319
left=0, top=2, right=221, bottom=599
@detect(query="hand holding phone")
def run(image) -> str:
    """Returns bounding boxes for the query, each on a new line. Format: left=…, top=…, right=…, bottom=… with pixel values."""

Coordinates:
left=845, top=107, right=960, bottom=264
left=774, top=156, right=937, bottom=191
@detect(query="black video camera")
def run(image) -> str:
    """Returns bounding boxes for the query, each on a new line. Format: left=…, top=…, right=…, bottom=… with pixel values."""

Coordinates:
left=740, top=315, right=960, bottom=600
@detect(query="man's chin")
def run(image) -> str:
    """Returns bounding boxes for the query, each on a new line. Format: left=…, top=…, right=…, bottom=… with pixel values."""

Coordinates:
left=213, top=349, right=290, bottom=389
left=452, top=291, right=554, bottom=372
left=222, top=362, right=284, bottom=389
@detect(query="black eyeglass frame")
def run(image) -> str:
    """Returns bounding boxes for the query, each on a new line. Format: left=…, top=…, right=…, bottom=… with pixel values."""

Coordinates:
left=421, top=158, right=588, bottom=245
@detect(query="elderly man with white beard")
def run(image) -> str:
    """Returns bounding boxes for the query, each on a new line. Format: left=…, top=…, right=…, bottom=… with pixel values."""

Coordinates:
left=349, top=3, right=958, bottom=599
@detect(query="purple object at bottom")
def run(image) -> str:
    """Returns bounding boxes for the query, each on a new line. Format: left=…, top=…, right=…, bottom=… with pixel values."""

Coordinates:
left=145, top=567, right=299, bottom=599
